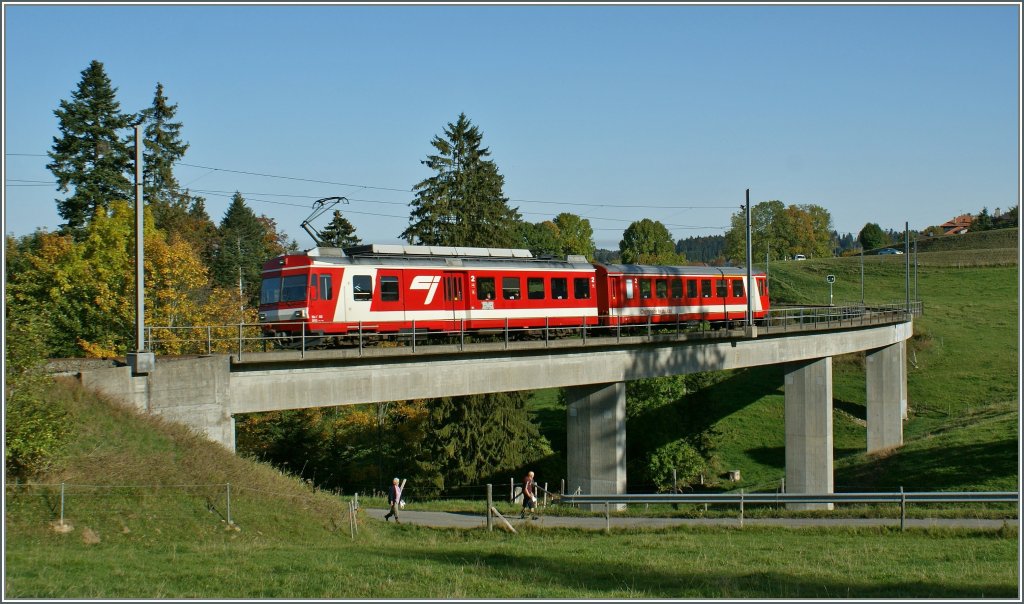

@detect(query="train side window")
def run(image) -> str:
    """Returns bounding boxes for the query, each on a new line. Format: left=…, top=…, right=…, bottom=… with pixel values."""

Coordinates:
left=309, top=274, right=318, bottom=301
left=671, top=278, right=683, bottom=299
left=687, top=279, right=697, bottom=299
left=701, top=279, right=712, bottom=298
left=551, top=278, right=568, bottom=300
left=352, top=275, right=372, bottom=301
left=640, top=279, right=652, bottom=299
left=282, top=275, right=307, bottom=302
left=477, top=277, right=496, bottom=301
left=625, top=279, right=634, bottom=300
left=732, top=280, right=745, bottom=298
left=758, top=278, right=767, bottom=297
left=573, top=277, right=591, bottom=299
left=320, top=274, right=332, bottom=301
left=655, top=279, right=668, bottom=299
left=381, top=276, right=400, bottom=302
left=716, top=279, right=728, bottom=298
left=528, top=277, right=546, bottom=300
left=502, top=277, right=521, bottom=300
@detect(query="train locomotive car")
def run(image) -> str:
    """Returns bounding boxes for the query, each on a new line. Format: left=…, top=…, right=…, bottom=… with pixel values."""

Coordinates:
left=258, top=244, right=600, bottom=345
left=258, top=244, right=770, bottom=346
left=596, top=264, right=769, bottom=326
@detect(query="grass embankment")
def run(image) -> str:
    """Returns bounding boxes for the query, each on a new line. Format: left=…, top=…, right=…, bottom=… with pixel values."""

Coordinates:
left=5, top=374, right=1019, bottom=598
left=4, top=383, right=1018, bottom=598
left=4, top=232, right=1019, bottom=598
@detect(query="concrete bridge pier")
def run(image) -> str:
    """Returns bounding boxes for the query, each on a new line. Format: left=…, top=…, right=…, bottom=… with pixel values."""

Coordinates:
left=565, top=382, right=627, bottom=511
left=784, top=357, right=834, bottom=511
left=866, top=341, right=906, bottom=452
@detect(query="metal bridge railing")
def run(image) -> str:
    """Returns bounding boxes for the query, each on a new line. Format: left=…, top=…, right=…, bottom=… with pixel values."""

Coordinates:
left=142, top=301, right=923, bottom=359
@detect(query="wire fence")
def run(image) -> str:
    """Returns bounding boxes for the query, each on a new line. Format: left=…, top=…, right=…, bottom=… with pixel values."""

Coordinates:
left=4, top=481, right=362, bottom=537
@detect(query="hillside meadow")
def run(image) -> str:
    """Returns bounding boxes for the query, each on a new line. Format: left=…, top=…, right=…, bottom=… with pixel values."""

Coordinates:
left=4, top=233, right=1020, bottom=598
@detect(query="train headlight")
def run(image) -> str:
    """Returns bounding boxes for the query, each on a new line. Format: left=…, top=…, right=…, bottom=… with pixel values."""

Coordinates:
left=294, top=310, right=306, bottom=319
left=258, top=312, right=266, bottom=321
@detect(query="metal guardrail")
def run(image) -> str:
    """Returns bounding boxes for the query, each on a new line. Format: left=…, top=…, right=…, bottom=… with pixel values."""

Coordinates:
left=558, top=489, right=1018, bottom=532
left=559, top=491, right=1019, bottom=506
left=142, top=301, right=923, bottom=359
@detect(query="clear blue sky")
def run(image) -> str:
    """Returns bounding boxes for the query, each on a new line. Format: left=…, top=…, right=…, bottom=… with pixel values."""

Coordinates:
left=3, top=3, right=1020, bottom=250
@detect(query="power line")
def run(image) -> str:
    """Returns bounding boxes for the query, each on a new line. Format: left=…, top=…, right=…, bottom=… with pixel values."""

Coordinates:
left=8, top=154, right=740, bottom=212
left=177, top=162, right=413, bottom=194
left=179, top=162, right=737, bottom=210
left=189, top=187, right=726, bottom=231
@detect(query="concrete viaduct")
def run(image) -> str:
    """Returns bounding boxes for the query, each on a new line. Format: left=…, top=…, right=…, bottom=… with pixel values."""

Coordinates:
left=75, top=317, right=912, bottom=510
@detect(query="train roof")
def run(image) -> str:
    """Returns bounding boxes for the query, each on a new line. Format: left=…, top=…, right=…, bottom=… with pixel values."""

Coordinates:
left=341, top=243, right=537, bottom=259
left=267, top=245, right=594, bottom=270
left=598, top=263, right=766, bottom=276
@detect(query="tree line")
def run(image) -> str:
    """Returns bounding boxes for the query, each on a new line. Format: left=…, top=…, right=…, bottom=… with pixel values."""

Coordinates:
left=6, top=59, right=845, bottom=494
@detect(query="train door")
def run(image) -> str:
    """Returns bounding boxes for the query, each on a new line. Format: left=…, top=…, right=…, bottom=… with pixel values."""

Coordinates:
left=376, top=271, right=404, bottom=330
left=441, top=271, right=468, bottom=327
left=609, top=275, right=623, bottom=324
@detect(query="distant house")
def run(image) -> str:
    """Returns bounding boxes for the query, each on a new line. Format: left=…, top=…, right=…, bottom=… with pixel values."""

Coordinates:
left=940, top=214, right=973, bottom=235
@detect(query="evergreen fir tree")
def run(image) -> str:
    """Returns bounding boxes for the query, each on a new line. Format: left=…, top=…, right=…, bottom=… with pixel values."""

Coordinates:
left=140, top=82, right=191, bottom=232
left=181, top=195, right=219, bottom=267
left=211, top=193, right=272, bottom=308
left=973, top=207, right=994, bottom=231
left=403, top=113, right=522, bottom=248
left=319, top=210, right=362, bottom=248
left=47, top=60, right=135, bottom=236
left=414, top=391, right=546, bottom=492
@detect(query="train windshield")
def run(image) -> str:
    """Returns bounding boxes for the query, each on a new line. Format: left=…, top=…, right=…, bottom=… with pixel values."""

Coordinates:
left=261, top=274, right=308, bottom=305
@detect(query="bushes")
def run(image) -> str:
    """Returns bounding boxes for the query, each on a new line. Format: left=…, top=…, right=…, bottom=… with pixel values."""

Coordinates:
left=646, top=440, right=709, bottom=492
left=4, top=314, right=71, bottom=479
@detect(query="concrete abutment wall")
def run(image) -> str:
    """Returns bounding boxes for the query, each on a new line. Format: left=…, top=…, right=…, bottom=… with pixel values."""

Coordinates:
left=78, top=357, right=236, bottom=452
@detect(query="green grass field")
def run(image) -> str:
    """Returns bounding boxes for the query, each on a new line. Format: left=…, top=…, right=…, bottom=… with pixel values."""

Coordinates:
left=4, top=233, right=1019, bottom=598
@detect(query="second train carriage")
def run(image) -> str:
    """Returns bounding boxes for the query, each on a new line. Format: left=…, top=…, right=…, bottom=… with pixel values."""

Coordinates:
left=595, top=263, right=769, bottom=326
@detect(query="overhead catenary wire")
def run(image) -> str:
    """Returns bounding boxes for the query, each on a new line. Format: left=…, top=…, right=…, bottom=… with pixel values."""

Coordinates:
left=189, top=188, right=730, bottom=231
left=8, top=153, right=740, bottom=212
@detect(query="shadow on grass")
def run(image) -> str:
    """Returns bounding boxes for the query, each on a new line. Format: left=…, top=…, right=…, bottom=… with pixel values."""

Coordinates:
left=389, top=545, right=1016, bottom=598
left=833, top=398, right=866, bottom=421
left=628, top=365, right=786, bottom=455
left=837, top=438, right=1019, bottom=491
left=745, top=446, right=784, bottom=469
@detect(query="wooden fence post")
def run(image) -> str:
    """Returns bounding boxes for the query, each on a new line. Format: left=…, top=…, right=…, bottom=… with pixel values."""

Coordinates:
left=486, top=484, right=493, bottom=532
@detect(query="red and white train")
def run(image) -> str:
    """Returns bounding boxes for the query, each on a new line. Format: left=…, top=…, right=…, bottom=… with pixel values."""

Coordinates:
left=258, top=244, right=769, bottom=346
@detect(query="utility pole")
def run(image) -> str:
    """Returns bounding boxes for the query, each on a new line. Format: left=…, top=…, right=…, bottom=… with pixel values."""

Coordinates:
left=744, top=189, right=756, bottom=337
left=237, top=237, right=244, bottom=321
left=127, top=122, right=154, bottom=376
left=905, top=221, right=911, bottom=314
left=914, top=236, right=918, bottom=302
left=860, top=246, right=865, bottom=306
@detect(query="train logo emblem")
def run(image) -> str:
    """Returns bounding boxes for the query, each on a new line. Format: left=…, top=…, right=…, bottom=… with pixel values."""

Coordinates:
left=410, top=275, right=442, bottom=304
